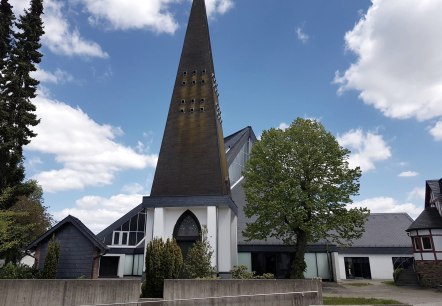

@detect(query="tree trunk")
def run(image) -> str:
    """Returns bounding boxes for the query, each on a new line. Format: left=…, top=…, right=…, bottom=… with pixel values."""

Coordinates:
left=290, top=230, right=307, bottom=279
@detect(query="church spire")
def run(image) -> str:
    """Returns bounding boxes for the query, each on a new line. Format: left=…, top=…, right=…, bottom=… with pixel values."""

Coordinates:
left=150, top=0, right=230, bottom=196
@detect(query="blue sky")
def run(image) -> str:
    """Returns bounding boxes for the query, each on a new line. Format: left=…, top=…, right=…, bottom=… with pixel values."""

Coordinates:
left=12, top=0, right=442, bottom=232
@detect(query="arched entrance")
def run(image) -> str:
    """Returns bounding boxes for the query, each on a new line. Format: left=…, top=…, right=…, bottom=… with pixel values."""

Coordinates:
left=173, top=210, right=201, bottom=258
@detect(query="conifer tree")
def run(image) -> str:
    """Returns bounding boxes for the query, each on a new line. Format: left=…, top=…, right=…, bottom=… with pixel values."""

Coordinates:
left=0, top=0, right=44, bottom=209
left=40, top=235, right=60, bottom=279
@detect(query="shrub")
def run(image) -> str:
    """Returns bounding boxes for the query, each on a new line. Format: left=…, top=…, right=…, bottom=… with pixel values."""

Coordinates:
left=0, top=262, right=39, bottom=279
left=40, top=235, right=60, bottom=279
left=393, top=268, right=404, bottom=282
left=141, top=238, right=183, bottom=298
left=231, top=265, right=275, bottom=279
left=182, top=227, right=216, bottom=279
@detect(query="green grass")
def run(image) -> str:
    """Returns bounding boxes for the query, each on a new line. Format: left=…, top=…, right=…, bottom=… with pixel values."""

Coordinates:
left=344, top=282, right=372, bottom=287
left=323, top=296, right=402, bottom=305
left=382, top=280, right=396, bottom=286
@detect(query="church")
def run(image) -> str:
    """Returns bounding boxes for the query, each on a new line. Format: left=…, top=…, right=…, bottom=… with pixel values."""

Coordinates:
left=28, top=0, right=415, bottom=281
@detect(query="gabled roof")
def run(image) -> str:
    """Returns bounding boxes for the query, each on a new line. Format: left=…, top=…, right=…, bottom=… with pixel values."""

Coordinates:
left=97, top=204, right=144, bottom=241
left=224, top=126, right=257, bottom=167
left=407, top=207, right=442, bottom=231
left=28, top=215, right=108, bottom=252
left=425, top=179, right=442, bottom=208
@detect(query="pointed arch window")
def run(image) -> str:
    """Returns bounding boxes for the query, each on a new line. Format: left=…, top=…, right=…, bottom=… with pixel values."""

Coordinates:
left=173, top=210, right=201, bottom=257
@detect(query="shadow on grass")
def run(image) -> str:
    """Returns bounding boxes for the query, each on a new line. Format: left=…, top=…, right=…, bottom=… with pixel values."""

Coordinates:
left=323, top=296, right=403, bottom=305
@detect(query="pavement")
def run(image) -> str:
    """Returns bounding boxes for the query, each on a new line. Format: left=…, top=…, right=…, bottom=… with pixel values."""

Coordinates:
left=322, top=280, right=442, bottom=306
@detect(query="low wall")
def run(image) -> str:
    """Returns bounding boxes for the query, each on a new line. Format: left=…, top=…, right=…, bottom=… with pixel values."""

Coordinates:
left=416, top=261, right=442, bottom=287
left=162, top=279, right=322, bottom=306
left=0, top=279, right=140, bottom=306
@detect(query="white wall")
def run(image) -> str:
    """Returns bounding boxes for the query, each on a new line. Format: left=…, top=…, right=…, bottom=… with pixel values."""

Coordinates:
left=218, top=207, right=233, bottom=273
left=338, top=254, right=413, bottom=280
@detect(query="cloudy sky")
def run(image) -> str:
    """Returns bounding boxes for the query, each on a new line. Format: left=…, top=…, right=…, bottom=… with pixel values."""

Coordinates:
left=12, top=0, right=442, bottom=232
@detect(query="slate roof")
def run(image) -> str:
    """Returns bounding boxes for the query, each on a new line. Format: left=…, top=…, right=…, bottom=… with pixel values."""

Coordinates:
left=407, top=207, right=442, bottom=231
left=225, top=126, right=257, bottom=167
left=28, top=215, right=108, bottom=252
left=425, top=179, right=442, bottom=208
left=233, top=175, right=413, bottom=249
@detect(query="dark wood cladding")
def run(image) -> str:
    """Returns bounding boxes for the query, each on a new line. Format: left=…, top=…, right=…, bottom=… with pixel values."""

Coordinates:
left=151, top=0, right=230, bottom=196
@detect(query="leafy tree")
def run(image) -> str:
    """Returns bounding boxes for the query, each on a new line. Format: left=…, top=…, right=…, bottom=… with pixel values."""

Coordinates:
left=0, top=0, right=43, bottom=209
left=243, top=118, right=369, bottom=279
left=0, top=181, right=52, bottom=263
left=182, top=226, right=216, bottom=279
left=142, top=238, right=183, bottom=298
left=0, top=262, right=39, bottom=279
left=40, top=235, right=59, bottom=279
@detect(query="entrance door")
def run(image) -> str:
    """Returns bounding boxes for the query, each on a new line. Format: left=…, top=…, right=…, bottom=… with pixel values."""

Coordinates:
left=99, top=256, right=119, bottom=278
left=344, top=257, right=371, bottom=279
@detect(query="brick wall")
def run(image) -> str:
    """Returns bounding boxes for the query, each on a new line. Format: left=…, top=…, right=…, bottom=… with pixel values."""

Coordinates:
left=415, top=261, right=442, bottom=287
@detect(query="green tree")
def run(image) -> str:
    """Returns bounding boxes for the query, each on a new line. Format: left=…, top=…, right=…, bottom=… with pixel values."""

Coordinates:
left=142, top=238, right=183, bottom=298
left=182, top=226, right=216, bottom=279
left=40, top=235, right=59, bottom=279
left=243, top=118, right=369, bottom=279
left=0, top=181, right=52, bottom=263
left=0, top=0, right=43, bottom=209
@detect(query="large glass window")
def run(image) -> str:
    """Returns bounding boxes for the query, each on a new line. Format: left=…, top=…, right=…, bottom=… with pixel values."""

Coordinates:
left=414, top=236, right=433, bottom=251
left=110, top=209, right=147, bottom=246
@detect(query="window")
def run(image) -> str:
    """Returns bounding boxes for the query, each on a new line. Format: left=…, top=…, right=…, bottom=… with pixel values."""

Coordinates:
left=191, top=99, right=196, bottom=103
left=192, top=80, right=196, bottom=85
left=200, top=98, right=205, bottom=103
left=183, top=71, right=187, bottom=76
left=192, top=70, right=197, bottom=75
left=414, top=236, right=433, bottom=251
left=181, top=99, right=185, bottom=104
left=201, top=79, right=205, bottom=84
left=202, top=69, right=206, bottom=74
left=173, top=210, right=201, bottom=258
left=113, top=231, right=129, bottom=245
left=180, top=109, right=185, bottom=113
left=200, top=107, right=204, bottom=112
left=190, top=108, right=194, bottom=113
left=182, top=81, right=186, bottom=85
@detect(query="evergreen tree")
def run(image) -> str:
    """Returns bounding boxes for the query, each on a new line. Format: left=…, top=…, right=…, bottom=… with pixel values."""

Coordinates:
left=0, top=0, right=14, bottom=67
left=142, top=238, right=183, bottom=298
left=40, top=235, right=60, bottom=279
left=0, top=0, right=43, bottom=209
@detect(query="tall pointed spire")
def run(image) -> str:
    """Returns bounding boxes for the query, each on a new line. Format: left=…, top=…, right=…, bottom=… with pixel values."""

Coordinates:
left=150, top=0, right=230, bottom=196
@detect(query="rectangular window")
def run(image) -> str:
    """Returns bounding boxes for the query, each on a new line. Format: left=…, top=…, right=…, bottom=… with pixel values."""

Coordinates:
left=113, top=232, right=120, bottom=245
left=422, top=237, right=432, bottom=250
left=414, top=237, right=422, bottom=250
left=112, top=231, right=130, bottom=245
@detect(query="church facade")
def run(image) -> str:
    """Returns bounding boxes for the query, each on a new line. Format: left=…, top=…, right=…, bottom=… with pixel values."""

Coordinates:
left=28, top=0, right=415, bottom=281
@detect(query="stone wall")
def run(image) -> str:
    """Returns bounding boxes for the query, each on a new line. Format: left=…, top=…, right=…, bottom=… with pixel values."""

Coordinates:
left=416, top=261, right=442, bottom=287
left=0, top=279, right=140, bottom=306
left=163, top=279, right=322, bottom=306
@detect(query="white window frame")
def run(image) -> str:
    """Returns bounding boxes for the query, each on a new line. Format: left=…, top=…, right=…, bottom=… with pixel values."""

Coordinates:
left=112, top=231, right=130, bottom=246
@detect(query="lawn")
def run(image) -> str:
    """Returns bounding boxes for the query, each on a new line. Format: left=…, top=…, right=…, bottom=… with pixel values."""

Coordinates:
left=323, top=296, right=403, bottom=305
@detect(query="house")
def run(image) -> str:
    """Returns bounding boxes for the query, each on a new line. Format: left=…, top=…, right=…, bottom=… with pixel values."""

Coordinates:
left=27, top=215, right=108, bottom=279
left=406, top=179, right=442, bottom=286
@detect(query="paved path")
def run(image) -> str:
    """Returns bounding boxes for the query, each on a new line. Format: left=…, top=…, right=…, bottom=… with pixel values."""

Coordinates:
left=322, top=280, right=442, bottom=306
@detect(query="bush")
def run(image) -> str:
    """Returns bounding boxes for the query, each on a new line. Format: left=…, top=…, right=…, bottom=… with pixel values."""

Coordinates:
left=0, top=262, right=39, bottom=279
left=182, top=227, right=216, bottom=279
left=231, top=265, right=275, bottom=279
left=40, top=235, right=60, bottom=279
left=141, top=238, right=183, bottom=298
left=393, top=267, right=404, bottom=282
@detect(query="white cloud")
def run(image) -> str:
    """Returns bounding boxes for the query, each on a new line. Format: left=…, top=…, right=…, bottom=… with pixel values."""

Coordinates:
left=407, top=187, right=426, bottom=202
left=278, top=122, right=289, bottom=130
left=429, top=121, right=442, bottom=141
left=337, top=129, right=391, bottom=172
left=31, top=67, right=74, bottom=84
left=348, top=197, right=421, bottom=219
left=121, top=183, right=144, bottom=194
left=43, top=0, right=109, bottom=58
left=296, top=27, right=309, bottom=44
left=26, top=96, right=158, bottom=192
left=335, top=0, right=442, bottom=137
left=10, top=0, right=108, bottom=58
left=205, top=0, right=234, bottom=16
left=54, top=193, right=143, bottom=233
left=398, top=171, right=418, bottom=178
